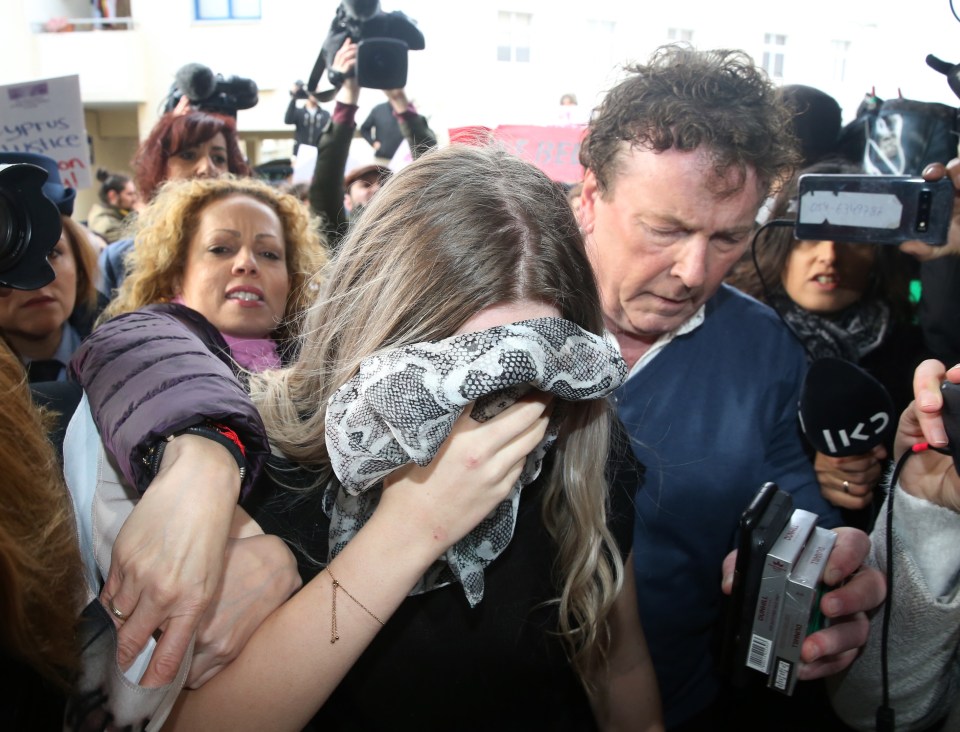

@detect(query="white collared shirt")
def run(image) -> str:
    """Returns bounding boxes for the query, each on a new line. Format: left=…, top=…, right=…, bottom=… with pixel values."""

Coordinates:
left=619, top=306, right=706, bottom=381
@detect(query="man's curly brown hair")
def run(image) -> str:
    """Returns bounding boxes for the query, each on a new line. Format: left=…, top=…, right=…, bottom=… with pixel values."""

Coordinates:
left=580, top=45, right=801, bottom=198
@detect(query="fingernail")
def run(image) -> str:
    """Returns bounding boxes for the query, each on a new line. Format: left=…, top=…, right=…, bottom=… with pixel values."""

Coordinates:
left=923, top=163, right=937, bottom=177
left=931, top=426, right=949, bottom=446
left=824, top=568, right=842, bottom=586
left=822, top=595, right=842, bottom=616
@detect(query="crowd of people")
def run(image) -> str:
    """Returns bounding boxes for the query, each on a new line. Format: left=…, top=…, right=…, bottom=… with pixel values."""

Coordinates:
left=3, top=36, right=960, bottom=732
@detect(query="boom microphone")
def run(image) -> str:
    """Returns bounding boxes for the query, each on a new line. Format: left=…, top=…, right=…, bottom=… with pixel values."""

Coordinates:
left=174, top=63, right=218, bottom=102
left=798, top=357, right=896, bottom=457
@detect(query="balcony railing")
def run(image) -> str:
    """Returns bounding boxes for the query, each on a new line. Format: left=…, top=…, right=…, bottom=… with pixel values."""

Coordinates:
left=33, top=17, right=135, bottom=33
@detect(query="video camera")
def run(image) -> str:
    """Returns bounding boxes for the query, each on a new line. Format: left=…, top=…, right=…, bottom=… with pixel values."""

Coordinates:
left=307, top=0, right=425, bottom=101
left=0, top=163, right=60, bottom=290
left=163, top=63, right=259, bottom=118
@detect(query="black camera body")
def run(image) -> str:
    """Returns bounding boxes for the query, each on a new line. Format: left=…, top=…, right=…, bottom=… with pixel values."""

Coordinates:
left=0, top=163, right=60, bottom=290
left=163, top=63, right=259, bottom=118
left=307, top=1, right=425, bottom=100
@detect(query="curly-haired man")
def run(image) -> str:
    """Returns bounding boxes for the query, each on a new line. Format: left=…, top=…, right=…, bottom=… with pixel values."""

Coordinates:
left=578, top=46, right=886, bottom=730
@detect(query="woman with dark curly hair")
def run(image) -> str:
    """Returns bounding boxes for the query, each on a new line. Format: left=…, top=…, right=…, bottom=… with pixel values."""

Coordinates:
left=727, top=158, right=928, bottom=526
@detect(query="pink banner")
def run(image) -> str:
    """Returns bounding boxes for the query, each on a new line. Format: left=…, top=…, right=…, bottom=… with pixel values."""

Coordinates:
left=448, top=125, right=586, bottom=183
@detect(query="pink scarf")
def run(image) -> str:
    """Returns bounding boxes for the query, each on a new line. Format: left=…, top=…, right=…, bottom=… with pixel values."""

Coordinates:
left=170, top=297, right=281, bottom=371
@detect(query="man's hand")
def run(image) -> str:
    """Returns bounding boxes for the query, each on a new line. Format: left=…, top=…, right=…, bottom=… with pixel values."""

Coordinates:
left=332, top=38, right=359, bottom=106
left=384, top=87, right=410, bottom=115
left=721, top=526, right=887, bottom=680
left=900, top=159, right=960, bottom=261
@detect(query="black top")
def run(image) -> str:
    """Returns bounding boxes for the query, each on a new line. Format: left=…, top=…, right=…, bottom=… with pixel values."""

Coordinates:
left=244, top=420, right=641, bottom=731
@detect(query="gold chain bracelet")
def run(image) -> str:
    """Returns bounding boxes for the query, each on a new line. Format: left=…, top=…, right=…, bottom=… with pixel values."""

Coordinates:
left=326, top=567, right=385, bottom=644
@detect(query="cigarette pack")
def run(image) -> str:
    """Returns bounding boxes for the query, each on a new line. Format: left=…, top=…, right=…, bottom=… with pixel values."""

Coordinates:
left=768, top=526, right=837, bottom=695
left=744, top=508, right=818, bottom=674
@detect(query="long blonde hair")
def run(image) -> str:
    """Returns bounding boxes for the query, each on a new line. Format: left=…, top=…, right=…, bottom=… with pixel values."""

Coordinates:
left=0, top=343, right=84, bottom=688
left=101, top=175, right=328, bottom=343
left=250, top=144, right=623, bottom=685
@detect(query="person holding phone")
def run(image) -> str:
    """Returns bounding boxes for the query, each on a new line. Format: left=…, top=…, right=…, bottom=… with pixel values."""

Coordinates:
left=726, top=159, right=929, bottom=528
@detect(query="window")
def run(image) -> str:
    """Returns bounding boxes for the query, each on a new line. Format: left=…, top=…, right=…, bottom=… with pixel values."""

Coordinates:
left=497, top=11, right=532, bottom=63
left=667, top=27, right=693, bottom=43
left=761, top=33, right=787, bottom=79
left=195, top=0, right=261, bottom=21
left=588, top=18, right=616, bottom=43
left=831, top=40, right=851, bottom=82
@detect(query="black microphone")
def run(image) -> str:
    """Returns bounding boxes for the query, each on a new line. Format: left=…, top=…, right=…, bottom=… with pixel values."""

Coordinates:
left=174, top=63, right=217, bottom=102
left=925, top=54, right=960, bottom=101
left=798, top=357, right=896, bottom=457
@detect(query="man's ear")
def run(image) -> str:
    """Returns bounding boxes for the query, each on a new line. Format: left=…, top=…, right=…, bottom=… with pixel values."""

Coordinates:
left=579, top=169, right=600, bottom=235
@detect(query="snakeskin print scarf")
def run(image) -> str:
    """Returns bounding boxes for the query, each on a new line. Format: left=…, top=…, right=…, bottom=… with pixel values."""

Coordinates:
left=323, top=317, right=627, bottom=606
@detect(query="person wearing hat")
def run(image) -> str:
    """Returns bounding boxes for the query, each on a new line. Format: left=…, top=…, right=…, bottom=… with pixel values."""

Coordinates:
left=0, top=152, right=105, bottom=382
left=343, top=162, right=392, bottom=216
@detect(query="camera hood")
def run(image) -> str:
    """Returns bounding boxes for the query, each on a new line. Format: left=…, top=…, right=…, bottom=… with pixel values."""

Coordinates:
left=357, top=38, right=409, bottom=90
left=0, top=163, right=60, bottom=290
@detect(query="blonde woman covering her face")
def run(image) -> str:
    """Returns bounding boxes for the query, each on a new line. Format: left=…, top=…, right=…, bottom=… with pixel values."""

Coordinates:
left=72, top=145, right=662, bottom=731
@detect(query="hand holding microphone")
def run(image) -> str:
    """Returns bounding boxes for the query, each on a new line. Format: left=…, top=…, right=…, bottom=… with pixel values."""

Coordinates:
left=814, top=446, right=888, bottom=510
left=798, top=358, right=897, bottom=511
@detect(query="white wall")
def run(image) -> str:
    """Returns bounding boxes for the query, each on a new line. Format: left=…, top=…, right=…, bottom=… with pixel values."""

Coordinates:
left=4, top=0, right=960, bottom=174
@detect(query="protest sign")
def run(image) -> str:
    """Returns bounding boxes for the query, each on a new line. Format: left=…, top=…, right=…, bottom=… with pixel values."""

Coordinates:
left=0, top=75, right=92, bottom=189
left=448, top=125, right=586, bottom=183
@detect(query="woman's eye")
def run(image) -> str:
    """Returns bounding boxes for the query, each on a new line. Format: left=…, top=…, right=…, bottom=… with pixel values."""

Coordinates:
left=208, top=245, right=232, bottom=255
left=178, top=150, right=197, bottom=161
left=259, top=250, right=283, bottom=261
left=213, top=155, right=228, bottom=166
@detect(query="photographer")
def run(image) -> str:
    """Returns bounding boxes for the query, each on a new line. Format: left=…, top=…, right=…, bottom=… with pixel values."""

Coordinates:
left=285, top=83, right=330, bottom=156
left=307, top=37, right=436, bottom=249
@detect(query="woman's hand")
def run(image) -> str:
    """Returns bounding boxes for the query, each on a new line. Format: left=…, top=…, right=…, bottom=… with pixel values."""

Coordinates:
left=895, top=359, right=960, bottom=512
left=900, top=159, right=960, bottom=261
left=376, top=394, right=553, bottom=557
left=100, top=433, right=240, bottom=687
left=814, top=446, right=887, bottom=510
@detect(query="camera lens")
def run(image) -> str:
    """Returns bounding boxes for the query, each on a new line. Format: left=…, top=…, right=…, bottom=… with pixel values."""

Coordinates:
left=0, top=191, right=21, bottom=268
left=916, top=189, right=932, bottom=233
left=0, top=163, right=59, bottom=289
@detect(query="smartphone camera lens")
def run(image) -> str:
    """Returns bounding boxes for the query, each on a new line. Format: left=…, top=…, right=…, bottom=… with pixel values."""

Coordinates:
left=916, top=189, right=932, bottom=233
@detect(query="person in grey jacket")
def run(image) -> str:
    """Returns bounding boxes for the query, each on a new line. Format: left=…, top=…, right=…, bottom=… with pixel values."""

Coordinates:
left=829, top=356, right=960, bottom=731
